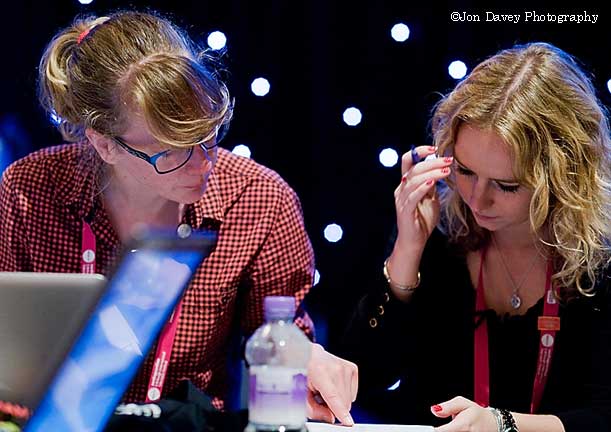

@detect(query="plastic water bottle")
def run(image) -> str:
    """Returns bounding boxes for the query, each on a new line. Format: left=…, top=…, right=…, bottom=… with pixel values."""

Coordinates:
left=244, top=296, right=312, bottom=432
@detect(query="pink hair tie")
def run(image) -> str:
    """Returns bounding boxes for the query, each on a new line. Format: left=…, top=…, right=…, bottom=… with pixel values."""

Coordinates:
left=77, top=28, right=91, bottom=45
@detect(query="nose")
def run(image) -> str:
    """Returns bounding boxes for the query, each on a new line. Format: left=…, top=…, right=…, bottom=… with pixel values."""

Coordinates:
left=468, top=178, right=493, bottom=213
left=186, top=144, right=216, bottom=175
left=200, top=143, right=218, bottom=163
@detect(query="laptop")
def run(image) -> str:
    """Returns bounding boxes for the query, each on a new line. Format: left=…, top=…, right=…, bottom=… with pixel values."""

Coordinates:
left=0, top=272, right=107, bottom=410
left=1, top=229, right=217, bottom=432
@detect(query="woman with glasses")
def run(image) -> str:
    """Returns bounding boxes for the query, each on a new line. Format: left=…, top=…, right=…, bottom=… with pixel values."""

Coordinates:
left=0, top=10, right=357, bottom=426
left=341, top=42, right=611, bottom=432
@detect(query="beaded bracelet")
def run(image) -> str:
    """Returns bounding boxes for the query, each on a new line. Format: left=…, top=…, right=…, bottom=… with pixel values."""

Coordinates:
left=497, top=408, right=519, bottom=432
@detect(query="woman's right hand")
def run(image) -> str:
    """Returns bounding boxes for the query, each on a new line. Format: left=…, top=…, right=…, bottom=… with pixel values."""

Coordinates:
left=385, top=145, right=453, bottom=298
left=393, top=145, right=453, bottom=253
left=386, top=146, right=453, bottom=296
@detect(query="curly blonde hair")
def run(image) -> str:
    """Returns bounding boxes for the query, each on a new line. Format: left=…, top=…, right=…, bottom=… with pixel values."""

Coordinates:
left=432, top=42, right=611, bottom=298
left=38, top=10, right=232, bottom=148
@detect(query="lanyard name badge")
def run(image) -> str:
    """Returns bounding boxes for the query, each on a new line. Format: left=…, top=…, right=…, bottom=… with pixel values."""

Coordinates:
left=474, top=252, right=560, bottom=413
left=81, top=220, right=97, bottom=274
left=81, top=219, right=185, bottom=403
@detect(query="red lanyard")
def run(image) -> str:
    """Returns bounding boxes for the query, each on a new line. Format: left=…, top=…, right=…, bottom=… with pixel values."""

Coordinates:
left=474, top=248, right=559, bottom=413
left=81, top=219, right=182, bottom=403
left=145, top=300, right=183, bottom=402
left=81, top=220, right=97, bottom=274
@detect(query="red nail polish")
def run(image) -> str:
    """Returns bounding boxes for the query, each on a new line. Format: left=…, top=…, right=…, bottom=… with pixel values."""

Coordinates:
left=431, top=405, right=443, bottom=412
left=444, top=156, right=453, bottom=163
left=442, top=167, right=450, bottom=174
left=401, top=176, right=407, bottom=183
left=426, top=179, right=434, bottom=185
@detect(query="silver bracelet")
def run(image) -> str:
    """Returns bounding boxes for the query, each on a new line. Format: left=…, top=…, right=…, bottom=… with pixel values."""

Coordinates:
left=488, top=407, right=504, bottom=432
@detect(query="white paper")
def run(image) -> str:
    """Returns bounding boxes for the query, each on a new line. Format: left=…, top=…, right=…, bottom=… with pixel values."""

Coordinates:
left=306, top=422, right=434, bottom=432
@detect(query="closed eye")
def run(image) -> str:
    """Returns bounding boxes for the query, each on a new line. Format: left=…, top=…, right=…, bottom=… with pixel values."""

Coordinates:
left=496, top=182, right=520, bottom=193
left=456, top=164, right=520, bottom=193
left=456, top=165, right=473, bottom=176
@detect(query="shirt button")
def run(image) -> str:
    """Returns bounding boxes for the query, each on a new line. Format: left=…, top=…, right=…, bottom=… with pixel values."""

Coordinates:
left=377, top=305, right=385, bottom=316
left=369, top=318, right=378, bottom=328
left=177, top=223, right=192, bottom=238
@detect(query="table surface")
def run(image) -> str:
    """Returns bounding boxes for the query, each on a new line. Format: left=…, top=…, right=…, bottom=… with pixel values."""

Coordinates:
left=306, top=422, right=434, bottom=432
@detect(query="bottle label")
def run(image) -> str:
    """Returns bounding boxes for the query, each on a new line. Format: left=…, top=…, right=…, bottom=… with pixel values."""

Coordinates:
left=248, top=366, right=307, bottom=428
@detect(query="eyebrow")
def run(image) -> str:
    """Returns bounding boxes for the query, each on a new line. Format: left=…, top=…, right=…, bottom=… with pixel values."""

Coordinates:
left=454, top=155, right=519, bottom=184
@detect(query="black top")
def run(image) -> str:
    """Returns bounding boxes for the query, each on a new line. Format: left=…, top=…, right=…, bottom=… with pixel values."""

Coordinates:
left=340, top=229, right=611, bottom=431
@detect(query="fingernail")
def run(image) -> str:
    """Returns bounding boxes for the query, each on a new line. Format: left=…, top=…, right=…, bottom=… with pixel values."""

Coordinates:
left=442, top=167, right=450, bottom=174
left=431, top=404, right=443, bottom=412
left=428, top=146, right=436, bottom=152
left=344, top=413, right=355, bottom=425
left=444, top=156, right=453, bottom=163
left=401, top=176, right=407, bottom=183
left=426, top=179, right=434, bottom=185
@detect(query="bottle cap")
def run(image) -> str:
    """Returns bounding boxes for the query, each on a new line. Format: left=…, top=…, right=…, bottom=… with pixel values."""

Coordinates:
left=264, top=296, right=296, bottom=321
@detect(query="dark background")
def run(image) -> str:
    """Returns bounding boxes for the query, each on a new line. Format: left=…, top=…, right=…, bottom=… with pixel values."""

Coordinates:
left=1, top=1, right=608, bottom=352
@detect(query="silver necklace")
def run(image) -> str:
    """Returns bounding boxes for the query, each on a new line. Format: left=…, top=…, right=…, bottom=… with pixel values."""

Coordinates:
left=491, top=235, right=540, bottom=309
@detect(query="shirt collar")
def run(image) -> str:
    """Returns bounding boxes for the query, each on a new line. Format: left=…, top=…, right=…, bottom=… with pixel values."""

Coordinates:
left=186, top=170, right=225, bottom=230
left=56, top=144, right=100, bottom=221
left=187, top=148, right=256, bottom=230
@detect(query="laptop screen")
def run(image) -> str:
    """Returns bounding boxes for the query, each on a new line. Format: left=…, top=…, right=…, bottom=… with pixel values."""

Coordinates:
left=24, top=231, right=216, bottom=432
left=0, top=273, right=107, bottom=410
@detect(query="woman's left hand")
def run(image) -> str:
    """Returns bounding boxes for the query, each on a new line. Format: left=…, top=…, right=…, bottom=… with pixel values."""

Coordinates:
left=432, top=396, right=498, bottom=432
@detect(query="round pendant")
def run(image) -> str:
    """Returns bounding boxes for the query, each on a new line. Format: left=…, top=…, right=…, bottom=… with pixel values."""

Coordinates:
left=510, top=293, right=522, bottom=309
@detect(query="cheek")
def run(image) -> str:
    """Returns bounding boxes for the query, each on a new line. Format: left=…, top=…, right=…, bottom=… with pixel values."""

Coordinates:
left=516, top=195, right=532, bottom=218
left=133, top=167, right=159, bottom=185
left=126, top=162, right=175, bottom=189
left=118, top=157, right=152, bottom=177
left=499, top=193, right=531, bottom=218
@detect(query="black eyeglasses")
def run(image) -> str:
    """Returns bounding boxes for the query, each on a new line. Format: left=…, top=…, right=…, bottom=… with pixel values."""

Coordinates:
left=111, top=124, right=227, bottom=175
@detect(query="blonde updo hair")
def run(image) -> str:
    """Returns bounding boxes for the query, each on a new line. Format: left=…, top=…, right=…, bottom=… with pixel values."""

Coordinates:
left=433, top=42, right=611, bottom=298
left=38, top=10, right=232, bottom=148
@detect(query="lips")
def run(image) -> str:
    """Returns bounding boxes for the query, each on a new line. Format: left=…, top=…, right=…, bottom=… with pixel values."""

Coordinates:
left=474, top=212, right=496, bottom=220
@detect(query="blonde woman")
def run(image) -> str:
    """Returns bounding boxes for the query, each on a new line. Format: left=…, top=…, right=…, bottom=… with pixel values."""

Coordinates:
left=0, top=10, right=357, bottom=425
left=343, top=43, right=611, bottom=431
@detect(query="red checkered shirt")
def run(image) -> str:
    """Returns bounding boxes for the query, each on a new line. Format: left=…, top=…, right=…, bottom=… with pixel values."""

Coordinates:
left=0, top=143, right=315, bottom=408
